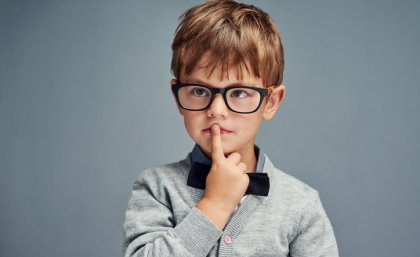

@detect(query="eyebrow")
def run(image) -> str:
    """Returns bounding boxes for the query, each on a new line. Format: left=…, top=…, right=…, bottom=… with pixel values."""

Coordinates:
left=182, top=78, right=259, bottom=88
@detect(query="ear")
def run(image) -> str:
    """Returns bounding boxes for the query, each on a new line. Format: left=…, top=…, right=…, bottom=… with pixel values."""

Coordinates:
left=262, top=84, right=286, bottom=120
left=170, top=79, right=184, bottom=116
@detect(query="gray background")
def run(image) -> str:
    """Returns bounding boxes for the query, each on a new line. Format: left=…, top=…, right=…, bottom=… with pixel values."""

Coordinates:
left=1, top=0, right=419, bottom=256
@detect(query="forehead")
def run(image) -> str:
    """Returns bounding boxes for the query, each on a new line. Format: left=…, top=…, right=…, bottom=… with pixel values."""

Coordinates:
left=181, top=54, right=264, bottom=87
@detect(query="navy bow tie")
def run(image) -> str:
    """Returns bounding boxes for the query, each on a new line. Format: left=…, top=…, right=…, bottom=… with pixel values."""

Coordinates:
left=187, top=162, right=270, bottom=196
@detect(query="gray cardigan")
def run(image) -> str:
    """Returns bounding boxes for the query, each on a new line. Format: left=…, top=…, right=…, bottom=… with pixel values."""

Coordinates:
left=123, top=152, right=339, bottom=257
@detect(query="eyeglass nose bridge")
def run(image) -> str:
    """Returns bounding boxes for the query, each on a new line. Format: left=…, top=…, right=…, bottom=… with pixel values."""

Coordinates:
left=206, top=87, right=230, bottom=109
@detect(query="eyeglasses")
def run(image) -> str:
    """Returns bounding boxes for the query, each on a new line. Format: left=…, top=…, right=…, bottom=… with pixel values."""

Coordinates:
left=171, top=83, right=274, bottom=114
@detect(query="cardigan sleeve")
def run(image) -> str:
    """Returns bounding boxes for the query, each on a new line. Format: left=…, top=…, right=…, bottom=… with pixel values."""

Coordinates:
left=123, top=177, right=222, bottom=257
left=289, top=192, right=339, bottom=257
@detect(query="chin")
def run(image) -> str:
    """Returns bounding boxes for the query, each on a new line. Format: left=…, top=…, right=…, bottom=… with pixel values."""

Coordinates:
left=198, top=141, right=235, bottom=156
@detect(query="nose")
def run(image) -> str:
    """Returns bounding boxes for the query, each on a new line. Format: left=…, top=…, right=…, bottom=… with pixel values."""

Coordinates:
left=207, top=94, right=229, bottom=119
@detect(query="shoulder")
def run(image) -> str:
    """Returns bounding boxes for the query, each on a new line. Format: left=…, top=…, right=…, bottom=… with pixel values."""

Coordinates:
left=264, top=155, right=322, bottom=213
left=265, top=155, right=318, bottom=195
left=133, top=155, right=191, bottom=193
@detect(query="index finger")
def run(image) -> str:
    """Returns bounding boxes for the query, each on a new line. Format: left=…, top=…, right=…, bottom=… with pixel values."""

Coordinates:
left=211, top=124, right=224, bottom=162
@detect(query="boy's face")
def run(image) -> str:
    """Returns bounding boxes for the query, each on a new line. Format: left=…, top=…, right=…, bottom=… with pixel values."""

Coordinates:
left=171, top=57, right=285, bottom=159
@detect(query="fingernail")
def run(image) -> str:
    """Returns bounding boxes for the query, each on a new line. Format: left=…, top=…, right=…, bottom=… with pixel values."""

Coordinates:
left=212, top=124, right=219, bottom=133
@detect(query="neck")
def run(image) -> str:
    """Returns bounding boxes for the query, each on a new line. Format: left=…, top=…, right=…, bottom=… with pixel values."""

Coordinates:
left=241, top=146, right=257, bottom=173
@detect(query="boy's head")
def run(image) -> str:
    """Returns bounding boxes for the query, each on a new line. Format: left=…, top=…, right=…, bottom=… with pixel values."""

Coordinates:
left=171, top=0, right=284, bottom=86
left=170, top=0, right=286, bottom=159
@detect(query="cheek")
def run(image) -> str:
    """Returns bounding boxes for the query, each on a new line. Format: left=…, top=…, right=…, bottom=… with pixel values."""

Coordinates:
left=183, top=113, right=202, bottom=138
left=238, top=112, right=262, bottom=128
left=242, top=120, right=259, bottom=136
left=236, top=115, right=263, bottom=138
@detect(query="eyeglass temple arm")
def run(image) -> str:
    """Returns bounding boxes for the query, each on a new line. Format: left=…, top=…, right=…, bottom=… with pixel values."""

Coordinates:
left=267, top=85, right=276, bottom=95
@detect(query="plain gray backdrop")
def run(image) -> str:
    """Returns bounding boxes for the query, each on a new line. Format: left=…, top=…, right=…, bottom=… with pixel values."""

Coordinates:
left=1, top=0, right=419, bottom=256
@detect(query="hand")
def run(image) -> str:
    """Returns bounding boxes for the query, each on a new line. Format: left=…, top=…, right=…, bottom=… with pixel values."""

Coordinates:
left=196, top=124, right=250, bottom=229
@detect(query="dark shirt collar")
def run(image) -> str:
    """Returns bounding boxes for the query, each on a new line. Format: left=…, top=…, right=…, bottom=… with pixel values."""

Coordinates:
left=190, top=143, right=266, bottom=173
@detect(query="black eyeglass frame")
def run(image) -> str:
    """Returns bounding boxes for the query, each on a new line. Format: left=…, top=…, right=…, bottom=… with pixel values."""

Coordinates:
left=171, top=82, right=274, bottom=114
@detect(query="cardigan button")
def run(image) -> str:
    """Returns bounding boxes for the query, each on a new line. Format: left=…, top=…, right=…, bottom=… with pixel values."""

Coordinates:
left=223, top=234, right=232, bottom=245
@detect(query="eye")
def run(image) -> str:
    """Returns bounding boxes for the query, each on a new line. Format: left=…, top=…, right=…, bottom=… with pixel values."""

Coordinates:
left=230, top=89, right=249, bottom=98
left=191, top=87, right=210, bottom=97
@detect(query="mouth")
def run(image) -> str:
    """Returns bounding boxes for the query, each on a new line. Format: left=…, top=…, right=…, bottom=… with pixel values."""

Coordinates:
left=203, top=126, right=233, bottom=135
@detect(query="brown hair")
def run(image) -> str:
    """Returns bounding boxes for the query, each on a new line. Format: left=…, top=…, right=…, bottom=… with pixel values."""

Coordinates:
left=171, top=0, right=284, bottom=86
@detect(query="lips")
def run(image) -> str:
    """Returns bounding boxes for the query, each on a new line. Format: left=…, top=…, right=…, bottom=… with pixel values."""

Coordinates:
left=203, top=126, right=232, bottom=134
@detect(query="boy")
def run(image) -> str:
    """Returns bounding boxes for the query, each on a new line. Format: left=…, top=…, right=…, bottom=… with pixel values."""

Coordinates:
left=124, top=1, right=339, bottom=256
